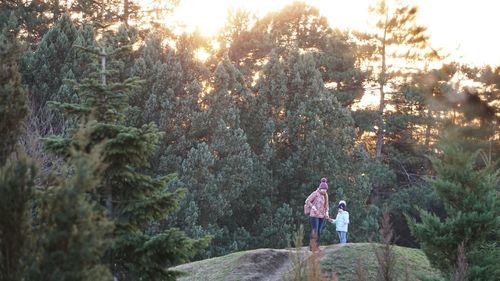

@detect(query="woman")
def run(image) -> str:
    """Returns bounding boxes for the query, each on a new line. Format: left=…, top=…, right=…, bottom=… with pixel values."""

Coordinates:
left=304, top=178, right=329, bottom=251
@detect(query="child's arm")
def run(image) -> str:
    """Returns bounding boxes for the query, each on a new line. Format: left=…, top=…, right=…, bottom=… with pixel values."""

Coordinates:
left=330, top=213, right=339, bottom=224
left=344, top=212, right=349, bottom=225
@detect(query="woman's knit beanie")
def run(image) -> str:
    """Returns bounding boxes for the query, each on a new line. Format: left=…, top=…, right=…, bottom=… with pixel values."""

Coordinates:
left=318, top=177, right=328, bottom=190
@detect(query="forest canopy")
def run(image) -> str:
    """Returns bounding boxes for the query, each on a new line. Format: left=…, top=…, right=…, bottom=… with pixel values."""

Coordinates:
left=0, top=1, right=498, bottom=280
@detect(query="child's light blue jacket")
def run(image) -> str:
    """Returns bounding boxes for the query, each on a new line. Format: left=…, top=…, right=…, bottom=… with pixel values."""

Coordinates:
left=330, top=211, right=349, bottom=232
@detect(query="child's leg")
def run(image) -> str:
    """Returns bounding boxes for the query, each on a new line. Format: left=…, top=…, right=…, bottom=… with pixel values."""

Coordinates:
left=339, top=231, right=347, bottom=244
left=337, top=231, right=342, bottom=243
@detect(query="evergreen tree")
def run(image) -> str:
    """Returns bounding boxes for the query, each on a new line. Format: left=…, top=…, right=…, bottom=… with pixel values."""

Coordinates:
left=21, top=14, right=78, bottom=113
left=129, top=34, right=164, bottom=111
left=101, top=24, right=139, bottom=82
left=0, top=161, right=36, bottom=281
left=440, top=64, right=499, bottom=164
left=408, top=134, right=499, bottom=280
left=368, top=0, right=438, bottom=158
left=129, top=32, right=207, bottom=175
left=44, top=41, right=206, bottom=280
left=174, top=59, right=261, bottom=257
left=120, top=0, right=141, bottom=26
left=248, top=49, right=377, bottom=243
left=263, top=51, right=353, bottom=203
left=0, top=13, right=28, bottom=165
left=0, top=0, right=53, bottom=45
left=70, top=0, right=122, bottom=26
left=20, top=15, right=95, bottom=133
left=30, top=143, right=113, bottom=281
left=180, top=58, right=255, bottom=256
left=217, top=2, right=367, bottom=108
left=0, top=14, right=34, bottom=281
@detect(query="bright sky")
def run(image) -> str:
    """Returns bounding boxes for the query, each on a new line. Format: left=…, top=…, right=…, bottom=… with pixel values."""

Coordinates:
left=167, top=0, right=500, bottom=66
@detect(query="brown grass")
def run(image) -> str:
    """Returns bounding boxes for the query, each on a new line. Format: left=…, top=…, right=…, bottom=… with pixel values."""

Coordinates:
left=285, top=225, right=340, bottom=281
left=374, top=210, right=396, bottom=281
left=452, top=242, right=468, bottom=281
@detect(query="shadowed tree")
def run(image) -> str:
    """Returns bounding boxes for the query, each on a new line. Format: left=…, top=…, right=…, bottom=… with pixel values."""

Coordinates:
left=29, top=141, right=113, bottom=281
left=182, top=58, right=254, bottom=227
left=367, top=0, right=438, bottom=158
left=0, top=13, right=28, bottom=165
left=408, top=133, right=499, bottom=280
left=216, top=2, right=367, bottom=108
left=0, top=159, right=36, bottom=281
left=0, top=15, right=34, bottom=281
left=20, top=15, right=96, bottom=135
left=44, top=39, right=208, bottom=280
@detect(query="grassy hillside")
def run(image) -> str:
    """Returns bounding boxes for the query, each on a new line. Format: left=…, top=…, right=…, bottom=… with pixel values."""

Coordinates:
left=173, top=243, right=442, bottom=281
left=318, top=243, right=441, bottom=280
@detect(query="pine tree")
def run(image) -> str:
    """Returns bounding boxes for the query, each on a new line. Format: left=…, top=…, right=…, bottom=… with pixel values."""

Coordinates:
left=408, top=134, right=499, bottom=280
left=182, top=59, right=255, bottom=224
left=29, top=141, right=113, bottom=281
left=368, top=0, right=438, bottom=158
left=0, top=0, right=52, bottom=45
left=129, top=34, right=164, bottom=110
left=0, top=13, right=28, bottom=165
left=21, top=14, right=78, bottom=112
left=44, top=40, right=206, bottom=280
left=435, top=64, right=500, bottom=164
left=0, top=160, right=36, bottom=281
left=129, top=33, right=207, bottom=174
left=0, top=14, right=34, bottom=281
left=247, top=49, right=376, bottom=243
left=70, top=0, right=122, bottom=26
left=20, top=14, right=96, bottom=133
left=178, top=58, right=257, bottom=256
left=266, top=50, right=359, bottom=206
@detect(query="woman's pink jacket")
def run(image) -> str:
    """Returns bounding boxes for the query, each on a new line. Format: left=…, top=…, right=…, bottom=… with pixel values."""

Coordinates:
left=305, top=190, right=328, bottom=218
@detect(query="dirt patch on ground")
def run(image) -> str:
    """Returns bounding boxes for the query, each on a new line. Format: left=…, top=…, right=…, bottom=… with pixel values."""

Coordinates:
left=229, top=249, right=292, bottom=281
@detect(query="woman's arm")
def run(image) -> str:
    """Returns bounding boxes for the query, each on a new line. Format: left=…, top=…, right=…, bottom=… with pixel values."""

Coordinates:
left=305, top=192, right=318, bottom=211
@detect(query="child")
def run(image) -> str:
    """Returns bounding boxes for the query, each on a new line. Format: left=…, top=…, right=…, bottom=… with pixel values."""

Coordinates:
left=329, top=201, right=349, bottom=244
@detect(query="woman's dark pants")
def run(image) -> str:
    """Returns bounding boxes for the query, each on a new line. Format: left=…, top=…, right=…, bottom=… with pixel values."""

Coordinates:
left=309, top=217, right=325, bottom=250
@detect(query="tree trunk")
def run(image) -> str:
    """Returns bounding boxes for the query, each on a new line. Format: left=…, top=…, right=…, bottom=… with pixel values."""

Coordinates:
left=375, top=15, right=388, bottom=159
left=123, top=0, right=129, bottom=25
left=100, top=47, right=112, bottom=215
left=101, top=47, right=107, bottom=85
left=425, top=108, right=432, bottom=146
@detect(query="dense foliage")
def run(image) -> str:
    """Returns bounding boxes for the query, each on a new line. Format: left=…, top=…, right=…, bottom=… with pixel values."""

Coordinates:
left=0, top=0, right=498, bottom=280
left=408, top=133, right=499, bottom=280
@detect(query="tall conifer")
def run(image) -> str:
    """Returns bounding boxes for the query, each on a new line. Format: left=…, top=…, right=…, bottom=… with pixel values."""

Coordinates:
left=30, top=142, right=112, bottom=281
left=408, top=134, right=499, bottom=280
left=0, top=13, right=28, bottom=165
left=0, top=14, right=34, bottom=281
left=44, top=40, right=206, bottom=279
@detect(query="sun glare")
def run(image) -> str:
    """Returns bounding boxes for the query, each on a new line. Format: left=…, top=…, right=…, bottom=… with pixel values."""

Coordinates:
left=195, top=48, right=210, bottom=62
left=163, top=0, right=500, bottom=66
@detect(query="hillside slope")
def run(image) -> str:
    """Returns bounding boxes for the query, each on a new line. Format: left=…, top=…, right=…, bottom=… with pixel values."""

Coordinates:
left=173, top=243, right=442, bottom=281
